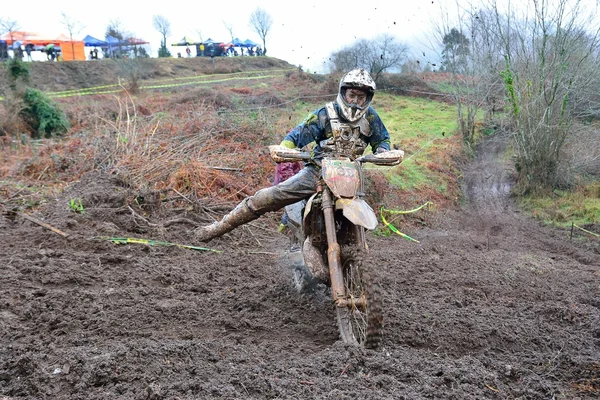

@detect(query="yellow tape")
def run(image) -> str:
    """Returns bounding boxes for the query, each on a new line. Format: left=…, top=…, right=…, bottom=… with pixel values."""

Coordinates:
left=381, top=201, right=433, bottom=215
left=94, top=236, right=222, bottom=253
left=44, top=69, right=295, bottom=99
left=378, top=201, right=433, bottom=243
left=380, top=209, right=419, bottom=243
left=573, top=224, right=600, bottom=238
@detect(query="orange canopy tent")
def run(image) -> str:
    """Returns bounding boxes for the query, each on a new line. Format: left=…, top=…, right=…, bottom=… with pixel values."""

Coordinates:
left=0, top=31, right=52, bottom=46
left=0, top=31, right=85, bottom=61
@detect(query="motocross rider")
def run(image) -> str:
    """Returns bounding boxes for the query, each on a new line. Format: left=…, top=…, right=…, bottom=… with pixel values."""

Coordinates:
left=194, top=68, right=391, bottom=246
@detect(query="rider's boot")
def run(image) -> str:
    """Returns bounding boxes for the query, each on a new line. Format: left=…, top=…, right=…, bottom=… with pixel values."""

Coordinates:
left=302, top=236, right=330, bottom=284
left=194, top=199, right=259, bottom=242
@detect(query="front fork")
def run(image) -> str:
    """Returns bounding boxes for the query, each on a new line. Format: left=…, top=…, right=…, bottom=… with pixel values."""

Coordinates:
left=321, top=187, right=351, bottom=307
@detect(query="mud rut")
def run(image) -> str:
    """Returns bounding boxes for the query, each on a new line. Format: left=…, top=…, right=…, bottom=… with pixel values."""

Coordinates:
left=1, top=134, right=599, bottom=399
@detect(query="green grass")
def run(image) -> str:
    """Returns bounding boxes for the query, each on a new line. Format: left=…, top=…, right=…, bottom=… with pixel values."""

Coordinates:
left=373, top=93, right=457, bottom=141
left=372, top=93, right=459, bottom=195
left=68, top=198, right=86, bottom=214
left=519, top=186, right=600, bottom=228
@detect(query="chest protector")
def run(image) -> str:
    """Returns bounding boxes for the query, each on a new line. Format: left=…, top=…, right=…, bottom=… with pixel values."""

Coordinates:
left=323, top=102, right=371, bottom=160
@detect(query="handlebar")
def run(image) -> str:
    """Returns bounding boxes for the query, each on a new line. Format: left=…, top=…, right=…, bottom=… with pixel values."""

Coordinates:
left=268, top=145, right=404, bottom=166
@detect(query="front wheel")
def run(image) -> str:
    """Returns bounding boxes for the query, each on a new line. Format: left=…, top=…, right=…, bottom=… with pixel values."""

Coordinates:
left=336, top=246, right=383, bottom=349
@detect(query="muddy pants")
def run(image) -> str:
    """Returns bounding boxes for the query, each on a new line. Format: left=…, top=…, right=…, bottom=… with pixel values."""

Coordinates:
left=195, top=165, right=320, bottom=241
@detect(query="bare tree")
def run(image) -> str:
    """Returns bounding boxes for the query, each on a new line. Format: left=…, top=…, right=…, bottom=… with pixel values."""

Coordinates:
left=106, top=19, right=129, bottom=41
left=434, top=0, right=600, bottom=193
left=61, top=13, right=84, bottom=60
left=328, top=34, right=409, bottom=81
left=401, top=58, right=423, bottom=74
left=249, top=8, right=272, bottom=55
left=105, top=19, right=132, bottom=58
left=491, top=0, right=600, bottom=193
left=223, top=21, right=234, bottom=43
left=432, top=3, right=505, bottom=147
left=0, top=18, right=20, bottom=44
left=152, top=15, right=171, bottom=58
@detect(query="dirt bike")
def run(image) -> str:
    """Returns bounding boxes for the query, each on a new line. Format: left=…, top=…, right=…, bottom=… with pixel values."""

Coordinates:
left=268, top=144, right=404, bottom=349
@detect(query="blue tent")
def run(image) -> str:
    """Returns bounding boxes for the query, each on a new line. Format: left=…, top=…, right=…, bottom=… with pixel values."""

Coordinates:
left=232, top=37, right=244, bottom=47
left=105, top=35, right=125, bottom=46
left=242, top=39, right=258, bottom=47
left=104, top=35, right=133, bottom=58
left=82, top=35, right=107, bottom=47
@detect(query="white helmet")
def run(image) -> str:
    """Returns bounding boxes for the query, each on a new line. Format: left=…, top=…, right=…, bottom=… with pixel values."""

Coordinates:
left=336, top=68, right=376, bottom=122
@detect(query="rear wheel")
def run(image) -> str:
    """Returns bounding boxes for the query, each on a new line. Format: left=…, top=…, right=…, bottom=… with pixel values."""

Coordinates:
left=336, top=246, right=383, bottom=349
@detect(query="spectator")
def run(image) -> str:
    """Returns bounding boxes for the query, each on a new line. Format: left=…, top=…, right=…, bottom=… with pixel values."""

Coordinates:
left=185, top=46, right=191, bottom=57
left=45, top=44, right=55, bottom=61
left=25, top=44, right=32, bottom=61
left=93, top=48, right=98, bottom=59
left=200, top=43, right=205, bottom=56
left=13, top=42, right=23, bottom=61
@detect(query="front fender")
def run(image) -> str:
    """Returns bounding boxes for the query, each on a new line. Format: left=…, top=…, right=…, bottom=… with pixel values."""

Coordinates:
left=335, top=198, right=378, bottom=230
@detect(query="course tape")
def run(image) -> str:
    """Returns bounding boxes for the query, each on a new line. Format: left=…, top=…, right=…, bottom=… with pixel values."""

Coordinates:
left=572, top=223, right=599, bottom=238
left=93, top=236, right=223, bottom=253
left=0, top=68, right=295, bottom=101
left=44, top=68, right=295, bottom=99
left=380, top=201, right=433, bottom=243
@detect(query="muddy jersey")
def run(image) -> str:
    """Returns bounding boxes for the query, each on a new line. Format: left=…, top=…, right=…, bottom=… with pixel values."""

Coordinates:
left=281, top=102, right=391, bottom=160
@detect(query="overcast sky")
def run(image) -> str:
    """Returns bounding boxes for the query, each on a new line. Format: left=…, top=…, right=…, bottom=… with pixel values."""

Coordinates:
left=2, top=0, right=448, bottom=72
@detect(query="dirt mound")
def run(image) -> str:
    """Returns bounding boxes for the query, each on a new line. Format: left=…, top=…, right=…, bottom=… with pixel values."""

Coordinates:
left=1, top=133, right=599, bottom=399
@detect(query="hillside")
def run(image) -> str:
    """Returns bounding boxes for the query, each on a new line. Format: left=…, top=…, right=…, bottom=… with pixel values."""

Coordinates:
left=25, top=56, right=298, bottom=92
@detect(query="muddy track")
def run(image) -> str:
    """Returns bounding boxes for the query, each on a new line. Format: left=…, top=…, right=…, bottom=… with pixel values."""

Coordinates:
left=0, top=133, right=599, bottom=399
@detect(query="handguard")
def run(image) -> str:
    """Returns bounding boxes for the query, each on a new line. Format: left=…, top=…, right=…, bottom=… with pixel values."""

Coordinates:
left=268, top=145, right=311, bottom=163
left=357, top=149, right=405, bottom=166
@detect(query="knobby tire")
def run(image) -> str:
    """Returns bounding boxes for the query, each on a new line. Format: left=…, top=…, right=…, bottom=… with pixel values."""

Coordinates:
left=336, top=245, right=383, bottom=349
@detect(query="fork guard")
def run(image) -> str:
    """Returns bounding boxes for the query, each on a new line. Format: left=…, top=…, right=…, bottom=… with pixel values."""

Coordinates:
left=335, top=198, right=378, bottom=230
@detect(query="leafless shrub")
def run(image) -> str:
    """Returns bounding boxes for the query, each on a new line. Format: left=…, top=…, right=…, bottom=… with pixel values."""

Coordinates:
left=0, top=96, right=28, bottom=137
left=167, top=87, right=233, bottom=109
left=378, top=73, right=445, bottom=100
left=558, top=122, right=600, bottom=187
left=114, top=58, right=152, bottom=94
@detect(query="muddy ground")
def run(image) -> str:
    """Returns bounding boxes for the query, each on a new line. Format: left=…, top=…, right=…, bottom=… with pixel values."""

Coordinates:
left=1, top=133, right=599, bottom=399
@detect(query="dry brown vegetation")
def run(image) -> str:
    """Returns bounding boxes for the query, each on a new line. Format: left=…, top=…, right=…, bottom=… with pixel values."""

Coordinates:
left=0, top=58, right=449, bottom=220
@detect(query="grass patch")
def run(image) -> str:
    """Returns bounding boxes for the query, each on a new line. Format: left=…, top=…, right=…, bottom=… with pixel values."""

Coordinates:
left=373, top=93, right=462, bottom=209
left=519, top=184, right=600, bottom=227
left=373, top=93, right=456, bottom=141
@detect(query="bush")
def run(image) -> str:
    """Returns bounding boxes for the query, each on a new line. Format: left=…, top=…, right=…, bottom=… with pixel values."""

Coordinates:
left=158, top=46, right=172, bottom=58
left=20, top=88, right=70, bottom=138
left=4, top=58, right=30, bottom=90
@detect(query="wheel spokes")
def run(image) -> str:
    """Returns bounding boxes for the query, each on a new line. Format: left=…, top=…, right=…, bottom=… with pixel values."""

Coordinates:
left=344, top=261, right=368, bottom=343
